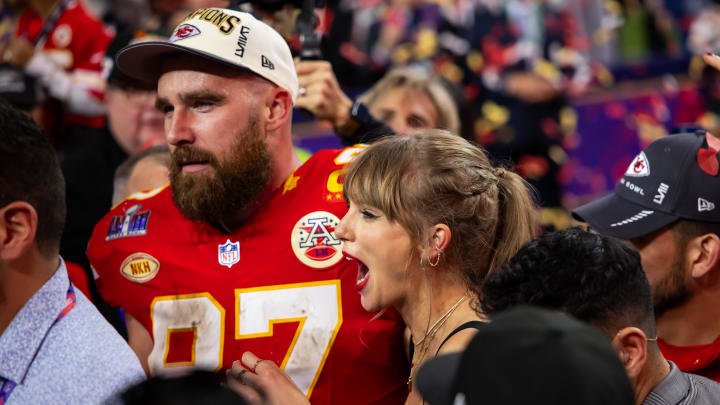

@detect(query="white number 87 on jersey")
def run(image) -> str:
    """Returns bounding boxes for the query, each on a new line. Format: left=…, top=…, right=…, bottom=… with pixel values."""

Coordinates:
left=148, top=280, right=342, bottom=397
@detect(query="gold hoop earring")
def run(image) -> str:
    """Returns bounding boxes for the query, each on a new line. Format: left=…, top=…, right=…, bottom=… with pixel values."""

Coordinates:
left=428, top=250, right=442, bottom=267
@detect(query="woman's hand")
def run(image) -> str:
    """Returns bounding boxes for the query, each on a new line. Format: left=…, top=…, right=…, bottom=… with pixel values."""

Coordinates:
left=294, top=59, right=354, bottom=129
left=226, top=351, right=311, bottom=405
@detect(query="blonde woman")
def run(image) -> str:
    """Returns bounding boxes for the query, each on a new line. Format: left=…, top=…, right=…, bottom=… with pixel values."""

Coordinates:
left=228, top=130, right=537, bottom=405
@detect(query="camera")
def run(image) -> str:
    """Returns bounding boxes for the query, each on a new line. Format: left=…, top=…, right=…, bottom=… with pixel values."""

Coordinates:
left=230, top=0, right=325, bottom=60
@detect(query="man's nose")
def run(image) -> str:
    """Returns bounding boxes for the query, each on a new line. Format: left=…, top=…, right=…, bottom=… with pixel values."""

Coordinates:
left=165, top=108, right=195, bottom=146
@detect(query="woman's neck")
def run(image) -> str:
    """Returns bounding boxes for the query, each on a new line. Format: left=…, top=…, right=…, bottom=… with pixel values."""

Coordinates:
left=402, top=270, right=484, bottom=402
left=400, top=267, right=471, bottom=347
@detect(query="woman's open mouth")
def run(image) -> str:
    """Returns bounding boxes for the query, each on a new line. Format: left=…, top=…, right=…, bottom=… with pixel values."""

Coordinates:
left=344, top=252, right=370, bottom=292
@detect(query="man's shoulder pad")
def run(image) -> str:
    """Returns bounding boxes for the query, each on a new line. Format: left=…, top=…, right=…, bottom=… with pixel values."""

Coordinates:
left=307, top=145, right=367, bottom=169
left=110, top=184, right=170, bottom=212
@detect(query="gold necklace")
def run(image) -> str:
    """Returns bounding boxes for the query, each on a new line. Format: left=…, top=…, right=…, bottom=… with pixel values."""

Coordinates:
left=407, top=295, right=467, bottom=389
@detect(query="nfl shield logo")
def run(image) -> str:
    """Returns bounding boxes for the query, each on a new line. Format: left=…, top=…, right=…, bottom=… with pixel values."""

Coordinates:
left=218, top=239, right=240, bottom=269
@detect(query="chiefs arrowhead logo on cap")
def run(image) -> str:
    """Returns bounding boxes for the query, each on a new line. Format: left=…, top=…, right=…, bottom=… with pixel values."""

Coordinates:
left=625, top=152, right=650, bottom=177
left=171, top=24, right=201, bottom=42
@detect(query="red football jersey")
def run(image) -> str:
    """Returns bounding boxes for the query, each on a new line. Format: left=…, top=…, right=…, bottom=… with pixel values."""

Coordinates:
left=16, top=1, right=111, bottom=127
left=87, top=147, right=409, bottom=404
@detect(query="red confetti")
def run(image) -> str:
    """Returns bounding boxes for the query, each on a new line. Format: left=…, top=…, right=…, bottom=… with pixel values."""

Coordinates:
left=698, top=146, right=719, bottom=176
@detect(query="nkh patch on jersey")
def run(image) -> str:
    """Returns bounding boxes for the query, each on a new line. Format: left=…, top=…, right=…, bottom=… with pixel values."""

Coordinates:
left=218, top=240, right=240, bottom=268
left=120, top=252, right=160, bottom=283
left=291, top=212, right=343, bottom=269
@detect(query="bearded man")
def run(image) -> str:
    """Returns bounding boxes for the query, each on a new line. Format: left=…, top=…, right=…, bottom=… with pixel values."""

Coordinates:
left=86, top=8, right=408, bottom=404
left=573, top=130, right=720, bottom=382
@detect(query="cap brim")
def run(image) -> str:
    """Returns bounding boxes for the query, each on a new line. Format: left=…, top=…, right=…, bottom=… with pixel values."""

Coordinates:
left=116, top=41, right=251, bottom=83
left=572, top=193, right=678, bottom=240
left=415, top=352, right=462, bottom=405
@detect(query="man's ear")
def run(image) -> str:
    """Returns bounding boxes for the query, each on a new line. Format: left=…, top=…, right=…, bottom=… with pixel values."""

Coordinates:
left=264, top=87, right=292, bottom=133
left=686, top=233, right=720, bottom=281
left=611, top=327, right=648, bottom=381
left=0, top=201, right=38, bottom=261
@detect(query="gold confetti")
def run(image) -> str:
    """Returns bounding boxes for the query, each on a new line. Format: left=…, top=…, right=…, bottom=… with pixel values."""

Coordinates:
left=391, top=44, right=413, bottom=65
left=595, top=63, right=614, bottom=86
left=533, top=58, right=561, bottom=82
left=438, top=61, right=463, bottom=83
left=482, top=101, right=510, bottom=127
left=474, top=118, right=495, bottom=136
left=414, top=28, right=438, bottom=59
left=604, top=0, right=622, bottom=15
left=548, top=145, right=568, bottom=165
left=560, top=107, right=578, bottom=134
left=689, top=54, right=706, bottom=81
left=466, top=51, right=484, bottom=72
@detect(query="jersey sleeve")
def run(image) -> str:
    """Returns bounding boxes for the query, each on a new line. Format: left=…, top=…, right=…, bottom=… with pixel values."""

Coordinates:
left=86, top=187, right=167, bottom=312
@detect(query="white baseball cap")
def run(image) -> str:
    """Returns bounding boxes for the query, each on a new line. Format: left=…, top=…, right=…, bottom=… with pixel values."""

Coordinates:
left=115, top=8, right=299, bottom=103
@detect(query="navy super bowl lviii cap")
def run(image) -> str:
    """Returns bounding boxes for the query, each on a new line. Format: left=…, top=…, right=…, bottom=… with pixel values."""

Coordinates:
left=572, top=131, right=720, bottom=240
left=415, top=306, right=634, bottom=405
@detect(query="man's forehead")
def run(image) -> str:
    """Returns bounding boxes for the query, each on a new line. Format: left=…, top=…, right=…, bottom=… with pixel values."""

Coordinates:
left=156, top=67, right=256, bottom=101
left=629, top=225, right=675, bottom=248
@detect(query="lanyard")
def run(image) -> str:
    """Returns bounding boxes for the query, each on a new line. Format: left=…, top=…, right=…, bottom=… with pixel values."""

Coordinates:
left=0, top=283, right=76, bottom=404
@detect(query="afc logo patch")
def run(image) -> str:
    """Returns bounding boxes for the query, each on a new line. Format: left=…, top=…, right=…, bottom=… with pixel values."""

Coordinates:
left=291, top=211, right=343, bottom=270
left=171, top=24, right=201, bottom=42
left=218, top=239, right=240, bottom=268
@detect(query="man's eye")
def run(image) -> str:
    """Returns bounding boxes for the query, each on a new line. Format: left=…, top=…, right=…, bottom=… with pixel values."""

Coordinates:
left=193, top=101, right=214, bottom=111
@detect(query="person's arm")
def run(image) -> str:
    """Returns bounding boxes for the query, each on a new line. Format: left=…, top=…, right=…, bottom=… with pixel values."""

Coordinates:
left=294, top=59, right=394, bottom=145
left=335, top=100, right=395, bottom=145
left=24, top=51, right=107, bottom=115
left=6, top=33, right=108, bottom=116
left=125, top=312, right=153, bottom=375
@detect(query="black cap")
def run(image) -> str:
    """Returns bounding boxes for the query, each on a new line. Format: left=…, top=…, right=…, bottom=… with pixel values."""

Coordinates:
left=105, top=31, right=161, bottom=89
left=572, top=131, right=720, bottom=239
left=415, top=306, right=634, bottom=405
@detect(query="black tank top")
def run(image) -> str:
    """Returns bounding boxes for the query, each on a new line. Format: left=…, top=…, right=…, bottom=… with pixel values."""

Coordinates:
left=408, top=320, right=486, bottom=365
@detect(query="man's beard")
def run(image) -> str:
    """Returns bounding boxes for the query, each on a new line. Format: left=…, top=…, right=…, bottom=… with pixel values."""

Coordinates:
left=169, top=118, right=272, bottom=225
left=652, top=251, right=692, bottom=316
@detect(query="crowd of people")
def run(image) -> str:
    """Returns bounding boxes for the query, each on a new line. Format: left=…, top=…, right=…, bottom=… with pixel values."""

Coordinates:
left=3, top=1, right=720, bottom=404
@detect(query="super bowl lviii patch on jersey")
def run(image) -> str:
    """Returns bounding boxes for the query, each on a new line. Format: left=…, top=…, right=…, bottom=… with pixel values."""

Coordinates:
left=291, top=211, right=343, bottom=270
left=106, top=204, right=150, bottom=241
